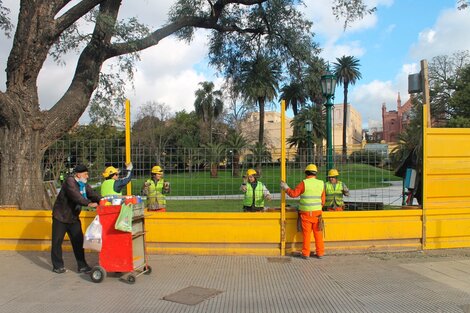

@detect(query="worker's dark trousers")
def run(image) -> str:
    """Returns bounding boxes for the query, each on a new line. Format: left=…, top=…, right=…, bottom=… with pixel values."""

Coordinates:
left=51, top=217, right=88, bottom=270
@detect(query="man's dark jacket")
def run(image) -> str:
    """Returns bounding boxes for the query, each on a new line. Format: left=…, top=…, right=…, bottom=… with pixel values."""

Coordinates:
left=52, top=176, right=101, bottom=223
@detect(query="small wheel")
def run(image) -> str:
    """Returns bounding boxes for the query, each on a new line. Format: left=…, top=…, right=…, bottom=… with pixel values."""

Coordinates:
left=90, top=266, right=106, bottom=283
left=127, top=274, right=136, bottom=284
left=144, top=265, right=152, bottom=275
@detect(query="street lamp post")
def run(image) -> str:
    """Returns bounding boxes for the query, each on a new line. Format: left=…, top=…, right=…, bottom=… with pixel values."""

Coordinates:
left=321, top=66, right=337, bottom=174
left=305, top=120, right=313, bottom=163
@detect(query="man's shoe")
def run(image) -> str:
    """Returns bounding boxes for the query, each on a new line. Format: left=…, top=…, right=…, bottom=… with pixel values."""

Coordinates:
left=53, top=267, right=67, bottom=274
left=78, top=266, right=92, bottom=273
left=300, top=255, right=309, bottom=260
left=314, top=255, right=323, bottom=259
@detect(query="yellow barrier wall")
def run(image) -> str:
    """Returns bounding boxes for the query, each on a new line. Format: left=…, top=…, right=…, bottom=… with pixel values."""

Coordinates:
left=423, top=126, right=470, bottom=249
left=0, top=209, right=424, bottom=255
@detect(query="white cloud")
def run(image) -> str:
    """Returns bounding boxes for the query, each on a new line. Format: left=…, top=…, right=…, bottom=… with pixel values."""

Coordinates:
left=349, top=80, right=397, bottom=123
left=409, top=8, right=470, bottom=60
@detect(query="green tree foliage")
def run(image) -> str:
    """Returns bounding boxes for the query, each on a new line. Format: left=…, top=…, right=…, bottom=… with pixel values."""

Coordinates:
left=236, top=54, right=281, bottom=146
left=194, top=81, right=224, bottom=144
left=428, top=50, right=470, bottom=124
left=333, top=55, right=362, bottom=158
left=448, top=63, right=470, bottom=119
left=287, top=106, right=325, bottom=162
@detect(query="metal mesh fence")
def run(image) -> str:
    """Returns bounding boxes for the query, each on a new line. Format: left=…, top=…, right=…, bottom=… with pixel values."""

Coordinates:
left=36, top=139, right=406, bottom=212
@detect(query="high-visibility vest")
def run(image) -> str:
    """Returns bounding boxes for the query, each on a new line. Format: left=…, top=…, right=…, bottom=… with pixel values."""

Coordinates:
left=243, top=181, right=265, bottom=207
left=101, top=179, right=122, bottom=196
left=325, top=181, right=344, bottom=208
left=299, top=178, right=324, bottom=212
left=147, top=179, right=166, bottom=207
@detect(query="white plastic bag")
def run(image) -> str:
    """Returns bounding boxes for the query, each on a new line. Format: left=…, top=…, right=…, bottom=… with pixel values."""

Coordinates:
left=83, top=215, right=102, bottom=251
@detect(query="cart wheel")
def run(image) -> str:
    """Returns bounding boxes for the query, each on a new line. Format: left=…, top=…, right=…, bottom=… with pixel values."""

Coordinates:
left=127, top=274, right=136, bottom=284
left=90, top=266, right=106, bottom=283
left=144, top=265, right=152, bottom=275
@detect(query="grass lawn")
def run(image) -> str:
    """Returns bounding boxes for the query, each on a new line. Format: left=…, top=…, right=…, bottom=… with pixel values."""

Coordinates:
left=127, top=163, right=401, bottom=197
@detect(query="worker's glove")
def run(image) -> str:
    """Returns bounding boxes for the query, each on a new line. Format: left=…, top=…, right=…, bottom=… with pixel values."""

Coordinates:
left=265, top=194, right=272, bottom=201
left=240, top=184, right=247, bottom=192
left=280, top=181, right=289, bottom=191
left=126, top=162, right=133, bottom=171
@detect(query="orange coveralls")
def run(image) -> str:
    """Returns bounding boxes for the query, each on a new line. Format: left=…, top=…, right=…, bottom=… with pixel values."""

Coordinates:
left=286, top=176, right=326, bottom=257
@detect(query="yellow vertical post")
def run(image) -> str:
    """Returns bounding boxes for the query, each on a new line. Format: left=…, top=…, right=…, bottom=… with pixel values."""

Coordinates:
left=280, top=100, right=286, bottom=256
left=421, top=59, right=430, bottom=250
left=125, top=99, right=132, bottom=196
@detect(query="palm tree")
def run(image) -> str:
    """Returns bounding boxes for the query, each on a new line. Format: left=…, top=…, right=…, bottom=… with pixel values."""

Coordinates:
left=287, top=106, right=325, bottom=164
left=238, top=54, right=280, bottom=146
left=194, top=81, right=224, bottom=144
left=224, top=133, right=248, bottom=177
left=280, top=81, right=308, bottom=116
left=202, top=142, right=226, bottom=178
left=333, top=56, right=362, bottom=158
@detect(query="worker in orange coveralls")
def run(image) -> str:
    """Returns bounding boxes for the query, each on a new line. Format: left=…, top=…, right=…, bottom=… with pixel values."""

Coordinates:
left=280, top=164, right=325, bottom=259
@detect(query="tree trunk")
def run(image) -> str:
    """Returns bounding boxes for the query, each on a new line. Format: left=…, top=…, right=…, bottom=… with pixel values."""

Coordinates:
left=0, top=126, right=49, bottom=209
left=232, top=154, right=241, bottom=177
left=210, top=162, right=218, bottom=178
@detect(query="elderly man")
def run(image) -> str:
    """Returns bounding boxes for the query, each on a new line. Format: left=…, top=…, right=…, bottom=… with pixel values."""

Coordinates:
left=51, top=164, right=101, bottom=274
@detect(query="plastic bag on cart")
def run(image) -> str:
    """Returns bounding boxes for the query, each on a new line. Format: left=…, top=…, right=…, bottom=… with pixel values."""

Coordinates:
left=115, top=203, right=133, bottom=233
left=83, top=215, right=102, bottom=251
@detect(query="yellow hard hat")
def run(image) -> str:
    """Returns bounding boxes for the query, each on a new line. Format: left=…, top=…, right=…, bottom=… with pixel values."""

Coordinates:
left=328, top=169, right=339, bottom=177
left=151, top=165, right=163, bottom=174
left=305, top=164, right=318, bottom=172
left=246, top=169, right=257, bottom=177
left=102, top=166, right=119, bottom=178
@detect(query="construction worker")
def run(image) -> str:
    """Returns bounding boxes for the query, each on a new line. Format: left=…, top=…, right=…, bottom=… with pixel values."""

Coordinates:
left=324, top=169, right=349, bottom=211
left=142, top=165, right=170, bottom=211
left=281, top=164, right=325, bottom=259
left=101, top=163, right=133, bottom=197
left=241, top=168, right=272, bottom=212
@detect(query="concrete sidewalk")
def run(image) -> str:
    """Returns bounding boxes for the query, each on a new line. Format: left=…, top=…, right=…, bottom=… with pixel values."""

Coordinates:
left=1, top=249, right=470, bottom=313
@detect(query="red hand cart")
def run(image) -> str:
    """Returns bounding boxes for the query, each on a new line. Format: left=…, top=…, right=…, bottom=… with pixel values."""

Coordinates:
left=90, top=203, right=151, bottom=284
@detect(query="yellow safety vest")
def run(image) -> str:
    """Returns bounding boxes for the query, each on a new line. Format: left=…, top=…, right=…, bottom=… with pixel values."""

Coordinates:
left=147, top=179, right=166, bottom=207
left=243, top=181, right=265, bottom=208
left=299, top=178, right=324, bottom=212
left=325, top=181, right=344, bottom=208
left=101, top=179, right=122, bottom=197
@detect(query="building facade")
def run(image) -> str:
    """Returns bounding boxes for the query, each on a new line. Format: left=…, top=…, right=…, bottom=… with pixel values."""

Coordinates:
left=381, top=93, right=412, bottom=143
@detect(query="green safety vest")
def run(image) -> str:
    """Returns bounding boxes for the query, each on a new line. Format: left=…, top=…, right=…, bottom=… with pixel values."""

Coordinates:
left=243, top=181, right=265, bottom=208
left=325, top=181, right=344, bottom=208
left=299, top=178, right=324, bottom=212
left=147, top=179, right=166, bottom=207
left=101, top=179, right=122, bottom=196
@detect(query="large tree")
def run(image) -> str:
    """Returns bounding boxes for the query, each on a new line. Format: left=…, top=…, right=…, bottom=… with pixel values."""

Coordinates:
left=0, top=0, right=375, bottom=209
left=333, top=55, right=362, bottom=159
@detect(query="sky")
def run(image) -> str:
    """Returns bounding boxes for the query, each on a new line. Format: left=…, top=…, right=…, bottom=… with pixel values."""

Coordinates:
left=1, top=0, right=470, bottom=129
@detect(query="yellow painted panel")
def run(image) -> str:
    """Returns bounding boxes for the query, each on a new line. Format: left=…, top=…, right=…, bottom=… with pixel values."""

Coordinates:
left=427, top=132, right=470, bottom=158
left=426, top=176, right=470, bottom=198
left=427, top=159, right=470, bottom=175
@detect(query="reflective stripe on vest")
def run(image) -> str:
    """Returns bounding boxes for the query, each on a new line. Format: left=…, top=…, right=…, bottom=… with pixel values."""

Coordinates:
left=299, top=178, right=324, bottom=211
left=243, top=181, right=265, bottom=207
left=325, top=181, right=344, bottom=207
left=147, top=179, right=166, bottom=206
left=101, top=179, right=122, bottom=196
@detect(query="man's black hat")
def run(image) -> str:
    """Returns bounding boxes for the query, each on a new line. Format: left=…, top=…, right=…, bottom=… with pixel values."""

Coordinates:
left=74, top=164, right=88, bottom=173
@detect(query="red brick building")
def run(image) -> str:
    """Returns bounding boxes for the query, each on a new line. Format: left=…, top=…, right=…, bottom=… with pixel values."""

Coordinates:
left=381, top=93, right=413, bottom=143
